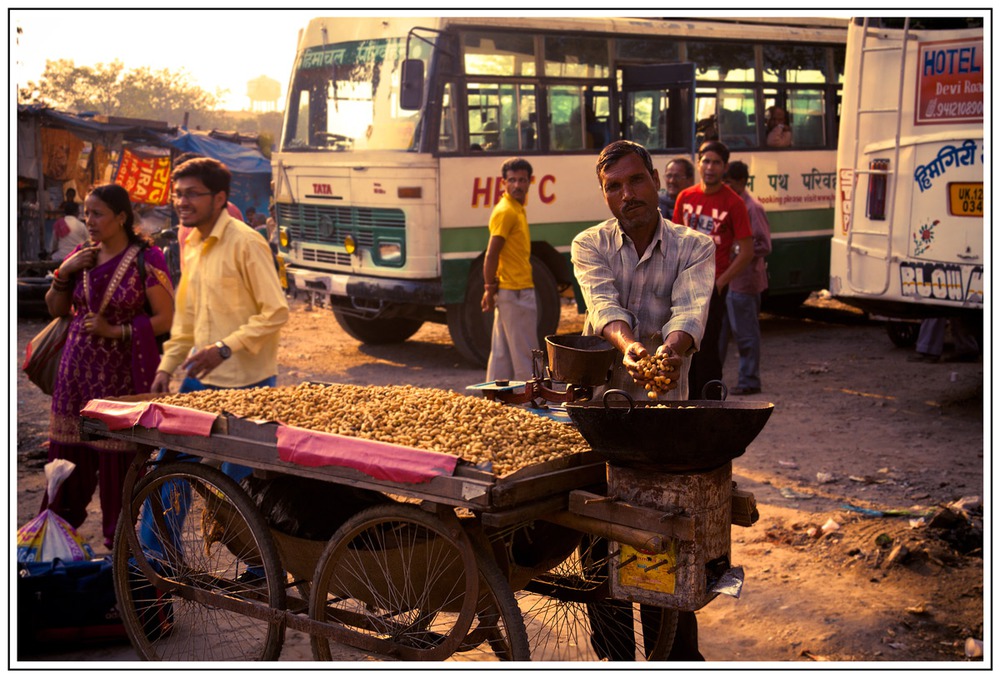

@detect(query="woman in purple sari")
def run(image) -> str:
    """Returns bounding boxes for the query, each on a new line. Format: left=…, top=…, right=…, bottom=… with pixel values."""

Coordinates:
left=43, top=184, right=175, bottom=549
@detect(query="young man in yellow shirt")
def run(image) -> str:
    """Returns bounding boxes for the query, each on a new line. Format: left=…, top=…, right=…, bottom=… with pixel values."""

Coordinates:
left=481, top=157, right=536, bottom=381
left=139, top=158, right=288, bottom=588
left=152, top=157, right=288, bottom=395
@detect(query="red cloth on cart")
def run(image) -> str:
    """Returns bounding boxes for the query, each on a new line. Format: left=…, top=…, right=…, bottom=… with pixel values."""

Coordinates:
left=276, top=425, right=458, bottom=484
left=80, top=399, right=459, bottom=483
left=80, top=399, right=217, bottom=437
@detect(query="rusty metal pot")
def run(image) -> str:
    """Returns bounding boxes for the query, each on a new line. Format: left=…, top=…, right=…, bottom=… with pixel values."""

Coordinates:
left=545, top=334, right=617, bottom=386
left=564, top=388, right=774, bottom=472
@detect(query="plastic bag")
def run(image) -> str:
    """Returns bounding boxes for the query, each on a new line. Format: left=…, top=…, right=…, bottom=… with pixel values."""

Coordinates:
left=17, top=460, right=95, bottom=563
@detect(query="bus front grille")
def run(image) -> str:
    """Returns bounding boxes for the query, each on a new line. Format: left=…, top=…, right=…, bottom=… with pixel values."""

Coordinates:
left=278, top=204, right=405, bottom=247
left=300, top=248, right=352, bottom=266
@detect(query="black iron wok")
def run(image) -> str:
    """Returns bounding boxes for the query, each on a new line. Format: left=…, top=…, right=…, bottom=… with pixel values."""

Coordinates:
left=564, top=388, right=774, bottom=472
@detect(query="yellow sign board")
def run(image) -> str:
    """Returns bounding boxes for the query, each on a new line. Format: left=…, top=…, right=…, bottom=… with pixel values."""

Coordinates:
left=616, top=542, right=678, bottom=594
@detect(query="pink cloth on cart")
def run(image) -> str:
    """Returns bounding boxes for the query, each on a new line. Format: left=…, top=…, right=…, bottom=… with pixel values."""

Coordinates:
left=276, top=425, right=458, bottom=484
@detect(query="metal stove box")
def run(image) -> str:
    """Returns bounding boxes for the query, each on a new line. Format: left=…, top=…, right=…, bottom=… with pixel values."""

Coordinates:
left=608, top=462, right=733, bottom=611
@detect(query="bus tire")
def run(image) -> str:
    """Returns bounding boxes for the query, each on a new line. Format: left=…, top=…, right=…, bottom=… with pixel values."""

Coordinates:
left=447, top=256, right=561, bottom=369
left=332, top=309, right=424, bottom=344
left=886, top=321, right=919, bottom=348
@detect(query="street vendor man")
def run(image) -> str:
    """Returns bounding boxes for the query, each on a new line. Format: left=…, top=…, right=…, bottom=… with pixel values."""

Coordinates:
left=572, top=140, right=715, bottom=402
left=570, top=140, right=715, bottom=661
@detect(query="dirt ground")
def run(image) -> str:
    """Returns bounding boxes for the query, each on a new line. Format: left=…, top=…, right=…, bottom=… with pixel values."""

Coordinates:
left=13, top=293, right=986, bottom=666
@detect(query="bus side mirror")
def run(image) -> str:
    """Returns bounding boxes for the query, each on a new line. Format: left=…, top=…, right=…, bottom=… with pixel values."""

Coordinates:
left=400, top=59, right=424, bottom=111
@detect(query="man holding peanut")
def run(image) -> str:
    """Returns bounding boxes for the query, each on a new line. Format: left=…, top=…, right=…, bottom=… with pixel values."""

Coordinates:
left=572, top=140, right=715, bottom=401
left=571, top=140, right=716, bottom=661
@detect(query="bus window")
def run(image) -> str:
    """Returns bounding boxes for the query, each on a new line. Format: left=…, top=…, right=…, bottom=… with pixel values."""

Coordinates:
left=585, top=86, right=611, bottom=149
left=463, top=32, right=536, bottom=76
left=625, top=91, right=656, bottom=147
left=286, top=88, right=311, bottom=148
left=439, top=83, right=457, bottom=152
left=548, top=85, right=587, bottom=151
left=544, top=35, right=610, bottom=78
left=695, top=90, right=718, bottom=146
left=686, top=42, right=754, bottom=82
left=467, top=83, right=537, bottom=152
left=717, top=89, right=756, bottom=149
left=762, top=44, right=828, bottom=84
left=789, top=90, right=826, bottom=147
left=695, top=88, right=756, bottom=149
left=628, top=89, right=689, bottom=150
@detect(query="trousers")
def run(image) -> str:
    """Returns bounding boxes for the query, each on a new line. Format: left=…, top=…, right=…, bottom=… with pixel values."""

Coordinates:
left=137, top=375, right=276, bottom=563
left=720, top=290, right=763, bottom=390
left=689, top=287, right=726, bottom=399
left=486, top=287, right=538, bottom=382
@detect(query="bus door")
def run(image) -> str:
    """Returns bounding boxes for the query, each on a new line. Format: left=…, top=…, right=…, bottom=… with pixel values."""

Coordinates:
left=619, top=63, right=696, bottom=153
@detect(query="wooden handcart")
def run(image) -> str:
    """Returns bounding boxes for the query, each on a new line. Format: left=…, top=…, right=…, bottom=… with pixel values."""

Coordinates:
left=80, top=389, right=769, bottom=663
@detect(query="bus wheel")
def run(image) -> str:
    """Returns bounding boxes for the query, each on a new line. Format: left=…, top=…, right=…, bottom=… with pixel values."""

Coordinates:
left=886, top=321, right=919, bottom=348
left=332, top=309, right=424, bottom=344
left=447, top=256, right=561, bottom=369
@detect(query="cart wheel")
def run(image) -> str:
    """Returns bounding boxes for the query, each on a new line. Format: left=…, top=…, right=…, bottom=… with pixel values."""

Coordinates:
left=113, top=463, right=286, bottom=661
left=451, top=544, right=530, bottom=661
left=517, top=535, right=678, bottom=660
left=309, top=503, right=479, bottom=661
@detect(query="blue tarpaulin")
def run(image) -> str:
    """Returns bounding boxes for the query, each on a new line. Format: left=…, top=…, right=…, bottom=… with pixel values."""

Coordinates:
left=159, top=132, right=272, bottom=218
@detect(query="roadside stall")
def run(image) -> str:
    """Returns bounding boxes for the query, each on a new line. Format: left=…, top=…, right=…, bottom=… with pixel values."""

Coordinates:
left=79, top=336, right=773, bottom=662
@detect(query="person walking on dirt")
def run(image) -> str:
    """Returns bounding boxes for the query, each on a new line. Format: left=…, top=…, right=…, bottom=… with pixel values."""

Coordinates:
left=673, top=140, right=753, bottom=399
left=481, top=157, right=537, bottom=382
left=720, top=160, right=772, bottom=395
left=142, top=157, right=288, bottom=575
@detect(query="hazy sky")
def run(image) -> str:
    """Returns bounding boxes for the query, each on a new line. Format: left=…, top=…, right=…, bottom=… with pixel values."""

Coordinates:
left=14, top=9, right=335, bottom=111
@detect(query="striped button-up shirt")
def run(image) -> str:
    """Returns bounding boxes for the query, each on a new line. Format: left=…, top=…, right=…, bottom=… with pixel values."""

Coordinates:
left=571, top=216, right=715, bottom=400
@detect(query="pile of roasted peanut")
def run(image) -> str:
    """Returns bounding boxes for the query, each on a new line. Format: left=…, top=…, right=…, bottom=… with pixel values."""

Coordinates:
left=154, top=382, right=589, bottom=476
left=633, top=353, right=677, bottom=399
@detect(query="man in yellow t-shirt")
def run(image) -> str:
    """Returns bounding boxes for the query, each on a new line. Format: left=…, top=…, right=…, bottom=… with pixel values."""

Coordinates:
left=481, top=157, right=536, bottom=381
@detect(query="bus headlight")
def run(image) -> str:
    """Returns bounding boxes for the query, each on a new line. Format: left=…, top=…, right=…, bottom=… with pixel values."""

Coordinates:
left=344, top=234, right=357, bottom=254
left=279, top=227, right=291, bottom=248
left=378, top=242, right=402, bottom=263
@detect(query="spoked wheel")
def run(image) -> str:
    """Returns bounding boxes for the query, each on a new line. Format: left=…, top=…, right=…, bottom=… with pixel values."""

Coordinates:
left=113, top=463, right=286, bottom=661
left=309, top=503, right=480, bottom=661
left=450, top=544, right=530, bottom=661
left=517, top=535, right=678, bottom=661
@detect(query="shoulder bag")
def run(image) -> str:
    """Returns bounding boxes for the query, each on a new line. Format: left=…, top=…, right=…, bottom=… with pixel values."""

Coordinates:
left=22, top=246, right=140, bottom=395
left=22, top=316, right=71, bottom=396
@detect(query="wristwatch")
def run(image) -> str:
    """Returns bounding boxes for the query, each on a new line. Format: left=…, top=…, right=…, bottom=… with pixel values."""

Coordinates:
left=215, top=341, right=232, bottom=359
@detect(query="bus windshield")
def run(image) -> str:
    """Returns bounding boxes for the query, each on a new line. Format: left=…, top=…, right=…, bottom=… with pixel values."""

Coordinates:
left=282, top=38, right=421, bottom=152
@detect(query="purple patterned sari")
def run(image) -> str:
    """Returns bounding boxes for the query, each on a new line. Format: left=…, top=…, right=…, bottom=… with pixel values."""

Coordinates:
left=46, top=243, right=173, bottom=545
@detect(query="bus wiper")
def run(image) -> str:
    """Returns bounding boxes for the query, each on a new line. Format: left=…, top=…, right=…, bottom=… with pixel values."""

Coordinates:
left=318, top=132, right=354, bottom=149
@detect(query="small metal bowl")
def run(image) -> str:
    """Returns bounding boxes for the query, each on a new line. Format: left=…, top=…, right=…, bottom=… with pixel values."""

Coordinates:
left=545, top=334, right=617, bottom=386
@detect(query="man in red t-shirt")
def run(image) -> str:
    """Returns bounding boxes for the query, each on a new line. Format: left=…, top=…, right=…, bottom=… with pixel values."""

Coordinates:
left=673, top=140, right=752, bottom=399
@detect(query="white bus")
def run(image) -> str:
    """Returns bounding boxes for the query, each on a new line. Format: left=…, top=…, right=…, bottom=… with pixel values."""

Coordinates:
left=829, top=17, right=985, bottom=345
left=274, top=16, right=847, bottom=366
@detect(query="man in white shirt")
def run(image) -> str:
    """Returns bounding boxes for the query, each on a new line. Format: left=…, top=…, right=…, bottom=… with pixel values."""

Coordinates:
left=50, top=201, right=89, bottom=262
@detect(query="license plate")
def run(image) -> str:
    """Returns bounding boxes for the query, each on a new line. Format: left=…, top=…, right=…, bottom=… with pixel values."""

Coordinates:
left=949, top=182, right=983, bottom=217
